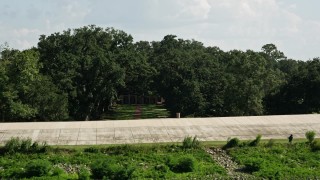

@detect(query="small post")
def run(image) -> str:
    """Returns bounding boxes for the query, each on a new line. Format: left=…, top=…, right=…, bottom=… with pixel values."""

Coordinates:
left=176, top=112, right=180, bottom=118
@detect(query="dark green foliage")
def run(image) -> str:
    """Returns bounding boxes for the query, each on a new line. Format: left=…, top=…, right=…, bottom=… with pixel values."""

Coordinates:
left=311, top=140, right=320, bottom=151
left=20, top=138, right=32, bottom=152
left=0, top=144, right=226, bottom=179
left=249, top=134, right=262, bottom=147
left=182, top=136, right=201, bottom=149
left=265, top=139, right=275, bottom=148
left=0, top=48, right=69, bottom=121
left=38, top=26, right=127, bottom=120
left=78, top=166, right=91, bottom=180
left=243, top=158, right=265, bottom=172
left=3, top=137, right=48, bottom=154
left=167, top=155, right=196, bottom=173
left=305, top=131, right=316, bottom=144
left=154, top=164, right=169, bottom=173
left=25, top=160, right=52, bottom=177
left=84, top=147, right=100, bottom=153
left=265, top=59, right=320, bottom=115
left=1, top=25, right=320, bottom=120
left=223, top=137, right=240, bottom=150
left=51, top=167, right=65, bottom=176
left=229, top=142, right=320, bottom=178
left=4, top=137, right=22, bottom=154
left=91, top=159, right=135, bottom=180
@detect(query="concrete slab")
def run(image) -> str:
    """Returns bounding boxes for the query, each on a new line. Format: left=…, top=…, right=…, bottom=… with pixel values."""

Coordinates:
left=57, top=140, right=77, bottom=145
left=114, top=128, right=132, bottom=140
left=97, top=139, right=114, bottom=145
left=77, top=140, right=96, bottom=145
left=0, top=114, right=320, bottom=145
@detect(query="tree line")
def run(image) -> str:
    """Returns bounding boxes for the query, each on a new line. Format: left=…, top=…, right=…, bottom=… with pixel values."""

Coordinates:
left=1, top=25, right=319, bottom=121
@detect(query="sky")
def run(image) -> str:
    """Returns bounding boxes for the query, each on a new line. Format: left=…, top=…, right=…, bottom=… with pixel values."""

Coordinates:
left=0, top=0, right=320, bottom=60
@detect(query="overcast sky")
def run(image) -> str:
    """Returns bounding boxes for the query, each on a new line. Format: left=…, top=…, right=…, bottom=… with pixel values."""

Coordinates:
left=1, top=0, right=319, bottom=60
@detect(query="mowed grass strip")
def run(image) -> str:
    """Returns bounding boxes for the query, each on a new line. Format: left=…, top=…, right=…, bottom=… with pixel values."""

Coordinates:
left=103, top=104, right=170, bottom=120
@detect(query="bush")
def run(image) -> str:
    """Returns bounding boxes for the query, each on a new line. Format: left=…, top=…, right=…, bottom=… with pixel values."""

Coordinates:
left=311, top=140, right=320, bottom=152
left=249, top=134, right=262, bottom=147
left=265, top=139, right=275, bottom=148
left=20, top=138, right=32, bottom=152
left=223, top=137, right=240, bottom=150
left=3, top=137, right=48, bottom=154
left=243, top=158, right=264, bottom=173
left=4, top=137, right=22, bottom=153
left=51, top=166, right=65, bottom=176
left=154, top=164, right=169, bottom=173
left=182, top=136, right=201, bottom=149
left=167, top=155, right=195, bottom=173
left=25, top=160, right=52, bottom=177
left=305, top=131, right=316, bottom=144
left=84, top=147, right=100, bottom=153
left=91, top=160, right=135, bottom=180
left=78, top=166, right=91, bottom=180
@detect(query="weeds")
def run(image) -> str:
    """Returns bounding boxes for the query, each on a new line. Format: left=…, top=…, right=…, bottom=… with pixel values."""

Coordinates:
left=223, top=137, right=240, bottom=150
left=265, top=139, right=275, bottom=148
left=25, top=160, right=52, bottom=177
left=182, top=136, right=201, bottom=149
left=167, top=155, right=196, bottom=173
left=311, top=140, right=320, bottom=151
left=305, top=131, right=316, bottom=144
left=249, top=134, right=262, bottom=147
left=0, top=143, right=226, bottom=179
left=3, top=137, right=48, bottom=154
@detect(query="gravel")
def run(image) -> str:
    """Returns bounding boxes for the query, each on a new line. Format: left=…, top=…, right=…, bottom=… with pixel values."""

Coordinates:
left=206, top=148, right=258, bottom=180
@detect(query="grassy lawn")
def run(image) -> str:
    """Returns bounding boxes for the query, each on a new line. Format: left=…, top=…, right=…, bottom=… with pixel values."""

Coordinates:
left=0, top=139, right=226, bottom=179
left=103, top=104, right=170, bottom=120
left=227, top=140, right=320, bottom=179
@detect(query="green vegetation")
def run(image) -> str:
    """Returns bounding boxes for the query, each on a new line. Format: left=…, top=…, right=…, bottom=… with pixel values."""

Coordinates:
left=1, top=25, right=320, bottom=121
left=2, top=135, right=320, bottom=179
left=311, top=140, right=320, bottom=152
left=4, top=137, right=48, bottom=154
left=226, top=138, right=320, bottom=179
left=0, top=137, right=226, bottom=179
left=248, top=134, right=262, bottom=147
left=223, top=137, right=240, bottom=150
left=305, top=131, right=316, bottom=144
left=103, top=104, right=169, bottom=120
left=182, top=136, right=201, bottom=149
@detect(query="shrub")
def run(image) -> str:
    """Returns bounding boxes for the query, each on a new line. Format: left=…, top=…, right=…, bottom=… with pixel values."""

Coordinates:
left=167, top=155, right=195, bottom=173
left=25, top=160, right=52, bottom=177
left=223, top=137, right=240, bottom=150
left=154, top=164, right=169, bottom=173
left=4, top=137, right=22, bottom=153
left=311, top=140, right=320, bottom=152
left=182, top=136, right=201, bottom=149
left=51, top=166, right=65, bottom=176
left=39, top=142, right=50, bottom=153
left=84, top=147, right=100, bottom=153
left=243, top=158, right=264, bottom=173
left=3, top=137, right=48, bottom=154
left=239, top=141, right=249, bottom=147
left=305, top=131, right=316, bottom=144
left=78, top=166, right=91, bottom=180
left=265, top=139, right=275, bottom=148
left=249, top=134, right=262, bottom=147
left=91, top=160, right=135, bottom=180
left=20, top=138, right=32, bottom=152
